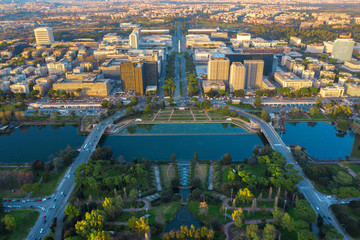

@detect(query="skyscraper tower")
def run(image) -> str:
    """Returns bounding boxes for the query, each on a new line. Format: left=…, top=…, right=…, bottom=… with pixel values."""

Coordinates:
left=244, top=60, right=264, bottom=89
left=229, top=62, right=245, bottom=92
left=129, top=31, right=139, bottom=49
left=207, top=55, right=230, bottom=81
left=331, top=38, right=355, bottom=62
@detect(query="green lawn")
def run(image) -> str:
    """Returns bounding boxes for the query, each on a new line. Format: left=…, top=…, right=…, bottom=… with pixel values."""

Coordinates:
left=31, top=167, right=69, bottom=198
left=344, top=163, right=360, bottom=175
left=123, top=201, right=145, bottom=209
left=114, top=210, right=144, bottom=222
left=194, top=164, right=209, bottom=189
left=231, top=103, right=260, bottom=111
left=159, top=164, right=172, bottom=188
left=148, top=200, right=181, bottom=224
left=308, top=112, right=327, bottom=120
left=222, top=167, right=233, bottom=185
left=245, top=164, right=267, bottom=178
left=0, top=210, right=39, bottom=240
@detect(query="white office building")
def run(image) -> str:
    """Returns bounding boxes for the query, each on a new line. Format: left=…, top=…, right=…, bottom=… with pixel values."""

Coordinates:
left=34, top=27, right=55, bottom=45
left=331, top=38, right=355, bottom=62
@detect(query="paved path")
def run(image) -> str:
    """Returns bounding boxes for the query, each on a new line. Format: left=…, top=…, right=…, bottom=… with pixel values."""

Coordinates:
left=204, top=110, right=212, bottom=121
left=338, top=162, right=358, bottom=177
left=190, top=107, right=196, bottom=121
left=207, top=163, right=213, bottom=191
left=224, top=221, right=234, bottom=240
left=152, top=109, right=161, bottom=122
left=122, top=199, right=150, bottom=212
left=168, top=108, right=174, bottom=121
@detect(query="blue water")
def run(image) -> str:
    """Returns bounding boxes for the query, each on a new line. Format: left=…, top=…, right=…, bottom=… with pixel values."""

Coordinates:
left=165, top=206, right=200, bottom=232
left=0, top=125, right=86, bottom=163
left=280, top=122, right=359, bottom=160
left=102, top=123, right=263, bottom=162
left=118, top=123, right=252, bottom=135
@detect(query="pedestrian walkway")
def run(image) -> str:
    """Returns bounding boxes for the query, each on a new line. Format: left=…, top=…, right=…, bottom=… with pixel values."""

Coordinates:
left=168, top=108, right=174, bottom=121
left=338, top=162, right=357, bottom=177
left=207, top=163, right=214, bottom=190
left=189, top=108, right=196, bottom=121
left=153, top=166, right=162, bottom=191
left=152, top=109, right=161, bottom=121
left=204, top=110, right=212, bottom=121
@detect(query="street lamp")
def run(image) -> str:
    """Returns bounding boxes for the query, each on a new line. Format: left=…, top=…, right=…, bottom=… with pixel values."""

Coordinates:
left=231, top=188, right=233, bottom=203
left=138, top=190, right=141, bottom=201
left=283, top=200, right=287, bottom=211
left=86, top=202, right=89, bottom=212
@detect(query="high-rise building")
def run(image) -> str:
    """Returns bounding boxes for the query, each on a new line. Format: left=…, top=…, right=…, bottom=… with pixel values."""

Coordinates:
left=331, top=38, right=355, bottom=62
left=229, top=62, right=245, bottom=92
left=225, top=53, right=273, bottom=75
left=120, top=61, right=145, bottom=95
left=129, top=32, right=139, bottom=49
left=129, top=28, right=141, bottom=49
left=207, top=56, right=230, bottom=81
left=244, top=60, right=264, bottom=89
left=34, top=27, right=55, bottom=45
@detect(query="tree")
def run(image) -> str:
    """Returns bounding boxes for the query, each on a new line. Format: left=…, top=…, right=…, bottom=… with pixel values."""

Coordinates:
left=321, top=223, right=344, bottom=240
left=131, top=96, right=138, bottom=105
left=294, top=199, right=316, bottom=223
left=144, top=104, right=153, bottom=113
left=232, top=209, right=243, bottom=228
left=271, top=207, right=283, bottom=227
left=128, top=216, right=137, bottom=231
left=129, top=189, right=138, bottom=205
left=135, top=217, right=149, bottom=238
left=64, top=204, right=80, bottom=218
left=193, top=152, right=198, bottom=162
left=332, top=187, right=360, bottom=204
left=75, top=210, right=104, bottom=238
left=261, top=109, right=270, bottom=122
left=332, top=171, right=353, bottom=186
left=190, top=97, right=198, bottom=104
left=126, top=106, right=135, bottom=116
left=233, top=89, right=245, bottom=97
left=167, top=98, right=174, bottom=105
left=297, top=230, right=317, bottom=240
left=2, top=215, right=16, bottom=232
left=263, top=224, right=276, bottom=240
left=222, top=153, right=232, bottom=165
left=203, top=99, right=211, bottom=109
left=89, top=230, right=112, bottom=240
left=145, top=96, right=152, bottom=103
left=246, top=224, right=259, bottom=240
left=199, top=201, right=208, bottom=216
left=281, top=213, right=294, bottom=232
left=236, top=188, right=254, bottom=204
left=254, top=95, right=262, bottom=108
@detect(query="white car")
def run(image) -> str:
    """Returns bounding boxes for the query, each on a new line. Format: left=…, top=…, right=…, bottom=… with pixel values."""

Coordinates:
left=40, top=228, right=43, bottom=234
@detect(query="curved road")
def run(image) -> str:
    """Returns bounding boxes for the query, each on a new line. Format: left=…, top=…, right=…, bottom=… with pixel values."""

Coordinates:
left=216, top=103, right=351, bottom=240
